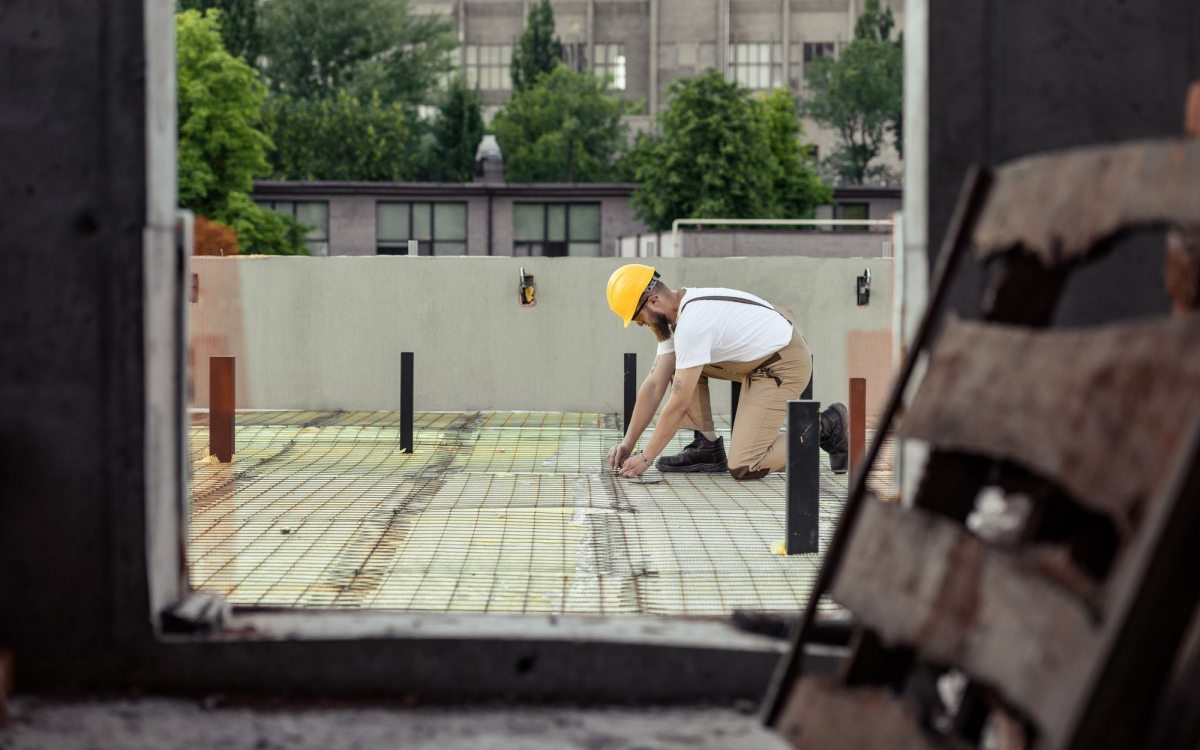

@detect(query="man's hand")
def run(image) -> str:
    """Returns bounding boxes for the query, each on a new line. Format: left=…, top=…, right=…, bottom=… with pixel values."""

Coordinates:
left=620, top=451, right=652, bottom=478
left=607, top=443, right=632, bottom=470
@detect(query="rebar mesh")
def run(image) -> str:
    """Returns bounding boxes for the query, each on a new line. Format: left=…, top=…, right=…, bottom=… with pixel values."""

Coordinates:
left=188, top=411, right=892, bottom=616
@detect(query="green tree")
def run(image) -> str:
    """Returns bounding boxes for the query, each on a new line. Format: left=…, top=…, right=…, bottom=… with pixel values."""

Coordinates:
left=258, top=0, right=456, bottom=106
left=510, top=0, right=563, bottom=93
left=177, top=9, right=306, bottom=254
left=492, top=65, right=628, bottom=183
left=263, top=91, right=422, bottom=181
left=176, top=0, right=260, bottom=64
left=759, top=88, right=832, bottom=217
left=801, top=0, right=902, bottom=184
left=424, top=77, right=485, bottom=181
left=627, top=70, right=827, bottom=231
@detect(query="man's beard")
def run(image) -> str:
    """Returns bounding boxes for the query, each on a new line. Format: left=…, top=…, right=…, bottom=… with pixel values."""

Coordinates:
left=649, top=311, right=673, bottom=342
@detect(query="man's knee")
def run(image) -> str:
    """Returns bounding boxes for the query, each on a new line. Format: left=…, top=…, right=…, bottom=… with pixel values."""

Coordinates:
left=729, top=464, right=770, bottom=481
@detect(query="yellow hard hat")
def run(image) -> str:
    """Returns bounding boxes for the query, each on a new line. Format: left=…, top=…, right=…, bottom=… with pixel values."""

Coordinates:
left=606, top=264, right=657, bottom=327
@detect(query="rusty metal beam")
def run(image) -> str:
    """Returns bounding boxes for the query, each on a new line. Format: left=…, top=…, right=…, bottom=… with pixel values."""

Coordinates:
left=973, top=139, right=1200, bottom=267
left=903, top=315, right=1200, bottom=522
left=209, top=356, right=234, bottom=462
left=849, top=378, right=866, bottom=475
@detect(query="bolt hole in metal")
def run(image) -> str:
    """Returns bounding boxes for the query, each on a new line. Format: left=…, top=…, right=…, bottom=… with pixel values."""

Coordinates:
left=188, top=411, right=894, bottom=617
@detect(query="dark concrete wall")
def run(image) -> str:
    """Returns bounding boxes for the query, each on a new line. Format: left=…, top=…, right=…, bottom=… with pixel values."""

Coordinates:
left=0, top=0, right=151, bottom=688
left=927, top=0, right=1200, bottom=324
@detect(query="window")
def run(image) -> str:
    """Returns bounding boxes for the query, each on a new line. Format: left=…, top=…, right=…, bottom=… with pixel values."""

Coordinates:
left=803, top=41, right=836, bottom=65
left=727, top=42, right=780, bottom=90
left=256, top=200, right=329, bottom=256
left=593, top=43, right=626, bottom=90
left=835, top=202, right=870, bottom=230
left=377, top=202, right=468, bottom=255
left=562, top=41, right=588, bottom=73
left=465, top=44, right=512, bottom=91
left=513, top=203, right=601, bottom=257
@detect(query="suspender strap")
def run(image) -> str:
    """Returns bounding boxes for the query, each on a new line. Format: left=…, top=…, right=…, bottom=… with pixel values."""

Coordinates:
left=679, top=295, right=793, bottom=326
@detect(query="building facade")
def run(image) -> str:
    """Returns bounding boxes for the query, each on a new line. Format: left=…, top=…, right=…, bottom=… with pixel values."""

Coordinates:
left=414, top=0, right=904, bottom=171
left=251, top=179, right=900, bottom=257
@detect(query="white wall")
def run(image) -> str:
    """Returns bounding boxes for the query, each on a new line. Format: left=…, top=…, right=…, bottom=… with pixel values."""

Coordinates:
left=190, top=256, right=894, bottom=416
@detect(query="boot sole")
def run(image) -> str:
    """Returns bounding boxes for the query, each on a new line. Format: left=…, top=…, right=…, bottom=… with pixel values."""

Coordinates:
left=658, top=461, right=728, bottom=474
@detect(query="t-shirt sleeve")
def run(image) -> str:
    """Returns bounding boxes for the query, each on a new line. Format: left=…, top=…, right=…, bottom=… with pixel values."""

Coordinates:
left=674, top=322, right=714, bottom=369
left=656, top=337, right=675, bottom=356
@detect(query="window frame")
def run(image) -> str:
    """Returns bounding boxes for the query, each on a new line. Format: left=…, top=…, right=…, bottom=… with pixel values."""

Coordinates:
left=465, top=43, right=514, bottom=91
left=593, top=42, right=626, bottom=91
left=256, top=199, right=330, bottom=256
left=376, top=201, right=468, bottom=256
left=512, top=202, right=602, bottom=257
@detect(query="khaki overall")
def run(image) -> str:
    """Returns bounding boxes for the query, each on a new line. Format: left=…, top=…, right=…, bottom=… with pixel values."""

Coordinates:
left=677, top=297, right=812, bottom=479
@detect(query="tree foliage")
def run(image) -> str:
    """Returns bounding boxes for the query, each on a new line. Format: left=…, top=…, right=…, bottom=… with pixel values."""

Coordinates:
left=801, top=0, right=902, bottom=185
left=510, top=0, right=563, bottom=93
left=492, top=65, right=628, bottom=183
left=177, top=9, right=307, bottom=254
left=176, top=0, right=260, bottom=63
left=258, top=0, right=456, bottom=106
left=759, top=88, right=833, bottom=218
left=424, top=77, right=485, bottom=182
left=627, top=70, right=828, bottom=231
left=263, top=91, right=422, bottom=181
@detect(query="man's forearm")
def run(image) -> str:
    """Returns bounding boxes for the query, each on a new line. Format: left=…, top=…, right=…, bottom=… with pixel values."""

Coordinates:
left=640, top=394, right=689, bottom=462
left=622, top=378, right=667, bottom=449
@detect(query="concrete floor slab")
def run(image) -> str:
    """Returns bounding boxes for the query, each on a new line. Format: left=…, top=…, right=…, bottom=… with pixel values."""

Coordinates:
left=188, top=411, right=892, bottom=616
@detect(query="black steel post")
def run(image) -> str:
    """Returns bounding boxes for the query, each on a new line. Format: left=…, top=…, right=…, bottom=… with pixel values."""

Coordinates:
left=730, top=381, right=741, bottom=429
left=786, top=399, right=820, bottom=554
left=623, top=353, right=636, bottom=436
left=401, top=351, right=414, bottom=453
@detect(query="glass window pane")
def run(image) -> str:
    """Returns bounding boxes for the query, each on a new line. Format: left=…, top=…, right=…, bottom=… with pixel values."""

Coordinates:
left=547, top=204, right=566, bottom=241
left=272, top=200, right=294, bottom=217
left=501, top=45, right=512, bottom=64
left=413, top=202, right=432, bottom=240
left=568, top=242, right=601, bottom=257
left=466, top=68, right=478, bottom=87
left=466, top=46, right=477, bottom=64
left=377, top=203, right=409, bottom=241
left=433, top=242, right=466, bottom=256
left=501, top=68, right=511, bottom=90
left=434, top=203, right=466, bottom=240
left=296, top=202, right=328, bottom=238
left=594, top=44, right=606, bottom=65
left=306, top=240, right=330, bottom=257
left=569, top=203, right=600, bottom=241
left=514, top=204, right=544, bottom=241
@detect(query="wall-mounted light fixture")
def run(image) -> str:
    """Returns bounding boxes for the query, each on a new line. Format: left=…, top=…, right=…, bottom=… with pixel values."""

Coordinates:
left=518, top=266, right=536, bottom=306
left=857, top=268, right=871, bottom=306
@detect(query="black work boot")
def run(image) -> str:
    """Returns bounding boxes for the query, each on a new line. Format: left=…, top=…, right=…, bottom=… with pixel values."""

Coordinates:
left=820, top=403, right=849, bottom=474
left=657, top=432, right=728, bottom=473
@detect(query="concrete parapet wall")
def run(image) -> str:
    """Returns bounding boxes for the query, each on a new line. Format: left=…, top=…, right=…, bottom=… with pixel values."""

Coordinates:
left=190, top=256, right=894, bottom=416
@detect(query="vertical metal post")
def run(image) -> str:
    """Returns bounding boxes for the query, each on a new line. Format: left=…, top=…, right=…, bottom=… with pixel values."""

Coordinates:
left=850, top=378, right=867, bottom=475
left=801, top=355, right=813, bottom=400
left=400, top=351, right=414, bottom=453
left=623, top=353, right=636, bottom=436
left=210, top=356, right=235, bottom=463
left=730, top=381, right=741, bottom=429
left=786, top=399, right=820, bottom=554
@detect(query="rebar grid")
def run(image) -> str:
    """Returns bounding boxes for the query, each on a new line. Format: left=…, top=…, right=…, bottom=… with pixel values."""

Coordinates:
left=188, top=411, right=889, bottom=616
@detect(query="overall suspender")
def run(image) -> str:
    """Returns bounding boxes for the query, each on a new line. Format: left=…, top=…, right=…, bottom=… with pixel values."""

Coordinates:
left=679, top=295, right=792, bottom=326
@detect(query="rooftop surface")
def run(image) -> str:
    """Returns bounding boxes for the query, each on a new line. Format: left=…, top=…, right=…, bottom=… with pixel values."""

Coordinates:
left=188, top=411, right=891, bottom=617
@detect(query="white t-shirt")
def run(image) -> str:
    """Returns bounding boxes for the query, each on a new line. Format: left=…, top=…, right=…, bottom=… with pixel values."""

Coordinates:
left=655, top=288, right=793, bottom=369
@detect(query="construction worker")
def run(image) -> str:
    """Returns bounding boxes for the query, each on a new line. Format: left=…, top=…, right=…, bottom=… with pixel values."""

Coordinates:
left=605, top=263, right=848, bottom=480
